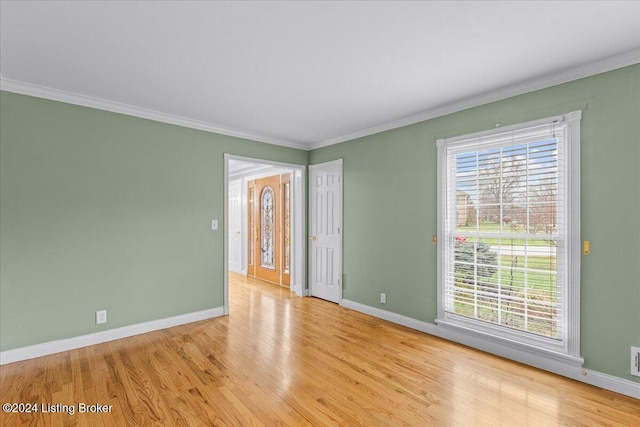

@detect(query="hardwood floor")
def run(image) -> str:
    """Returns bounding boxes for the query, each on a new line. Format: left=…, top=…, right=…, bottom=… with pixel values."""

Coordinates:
left=1, top=273, right=639, bottom=426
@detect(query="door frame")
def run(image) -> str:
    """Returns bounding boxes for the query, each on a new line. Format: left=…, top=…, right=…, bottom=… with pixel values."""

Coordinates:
left=224, top=154, right=307, bottom=314
left=308, top=159, right=343, bottom=303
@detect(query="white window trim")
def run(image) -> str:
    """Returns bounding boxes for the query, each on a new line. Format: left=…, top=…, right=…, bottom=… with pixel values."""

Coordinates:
left=436, top=111, right=583, bottom=366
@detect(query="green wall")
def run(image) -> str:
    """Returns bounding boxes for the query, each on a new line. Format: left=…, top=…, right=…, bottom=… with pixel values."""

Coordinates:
left=310, top=64, right=640, bottom=382
left=0, top=91, right=307, bottom=351
left=2, top=65, right=639, bottom=384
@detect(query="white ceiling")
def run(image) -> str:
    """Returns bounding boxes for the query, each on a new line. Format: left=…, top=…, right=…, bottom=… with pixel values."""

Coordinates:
left=228, top=159, right=290, bottom=181
left=1, top=1, right=639, bottom=150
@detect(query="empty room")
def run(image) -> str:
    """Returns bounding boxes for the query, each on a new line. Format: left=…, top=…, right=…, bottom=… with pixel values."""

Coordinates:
left=1, top=1, right=639, bottom=425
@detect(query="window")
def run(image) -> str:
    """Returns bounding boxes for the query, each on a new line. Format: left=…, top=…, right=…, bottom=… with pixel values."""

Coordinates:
left=261, top=186, right=275, bottom=269
left=437, top=112, right=581, bottom=360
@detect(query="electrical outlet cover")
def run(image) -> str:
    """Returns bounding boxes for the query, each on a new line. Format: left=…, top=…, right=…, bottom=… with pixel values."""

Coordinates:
left=632, top=346, right=640, bottom=377
left=96, top=310, right=107, bottom=324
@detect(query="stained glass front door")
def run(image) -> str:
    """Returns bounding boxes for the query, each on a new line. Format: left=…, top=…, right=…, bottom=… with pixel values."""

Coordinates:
left=247, top=173, right=292, bottom=286
left=248, top=175, right=281, bottom=284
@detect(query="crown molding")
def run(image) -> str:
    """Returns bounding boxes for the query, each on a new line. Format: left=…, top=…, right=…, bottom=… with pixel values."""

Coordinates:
left=0, top=77, right=308, bottom=150
left=310, top=48, right=640, bottom=149
left=2, top=48, right=638, bottom=151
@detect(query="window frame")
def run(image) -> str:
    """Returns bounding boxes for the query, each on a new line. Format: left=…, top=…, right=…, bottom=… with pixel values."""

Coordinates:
left=436, top=111, right=582, bottom=362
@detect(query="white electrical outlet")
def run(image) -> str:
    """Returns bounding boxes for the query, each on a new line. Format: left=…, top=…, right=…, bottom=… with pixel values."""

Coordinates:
left=380, top=293, right=386, bottom=304
left=632, top=346, right=640, bottom=377
left=96, top=310, right=107, bottom=325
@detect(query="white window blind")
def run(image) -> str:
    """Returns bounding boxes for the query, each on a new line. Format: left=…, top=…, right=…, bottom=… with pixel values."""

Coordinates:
left=437, top=112, right=581, bottom=357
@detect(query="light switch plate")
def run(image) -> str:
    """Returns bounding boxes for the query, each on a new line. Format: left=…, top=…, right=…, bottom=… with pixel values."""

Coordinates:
left=211, top=219, right=218, bottom=230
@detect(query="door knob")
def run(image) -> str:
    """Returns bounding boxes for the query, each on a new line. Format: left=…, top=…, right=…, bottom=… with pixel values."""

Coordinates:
left=310, top=235, right=317, bottom=241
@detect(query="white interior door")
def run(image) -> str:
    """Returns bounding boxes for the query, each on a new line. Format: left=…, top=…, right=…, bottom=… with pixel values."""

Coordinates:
left=228, top=179, right=242, bottom=273
left=309, top=160, right=343, bottom=303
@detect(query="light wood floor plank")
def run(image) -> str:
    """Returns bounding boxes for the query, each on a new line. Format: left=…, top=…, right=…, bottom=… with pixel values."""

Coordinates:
left=1, top=272, right=639, bottom=426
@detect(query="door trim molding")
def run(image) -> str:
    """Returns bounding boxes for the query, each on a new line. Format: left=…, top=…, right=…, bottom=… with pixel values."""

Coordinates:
left=224, top=155, right=307, bottom=313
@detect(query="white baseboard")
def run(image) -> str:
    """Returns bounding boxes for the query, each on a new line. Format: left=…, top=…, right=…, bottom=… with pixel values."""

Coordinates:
left=340, top=299, right=640, bottom=400
left=0, top=307, right=225, bottom=365
left=578, top=368, right=640, bottom=399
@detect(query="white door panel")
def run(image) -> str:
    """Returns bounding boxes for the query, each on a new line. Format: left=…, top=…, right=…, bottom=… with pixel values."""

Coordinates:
left=228, top=179, right=242, bottom=273
left=309, top=160, right=342, bottom=303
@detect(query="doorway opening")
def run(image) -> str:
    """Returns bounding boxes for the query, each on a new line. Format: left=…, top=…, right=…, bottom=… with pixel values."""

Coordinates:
left=224, top=155, right=306, bottom=314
